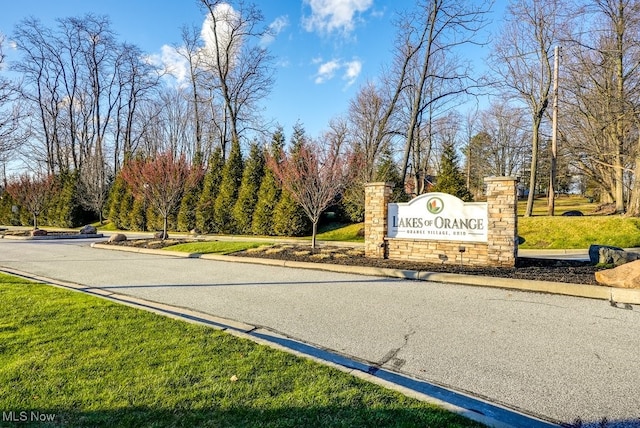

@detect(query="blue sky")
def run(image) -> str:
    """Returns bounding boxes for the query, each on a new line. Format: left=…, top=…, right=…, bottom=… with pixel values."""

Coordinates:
left=0, top=1, right=502, bottom=140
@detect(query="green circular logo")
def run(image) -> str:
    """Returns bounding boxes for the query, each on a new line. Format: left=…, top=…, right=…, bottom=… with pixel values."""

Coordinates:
left=426, top=197, right=444, bottom=214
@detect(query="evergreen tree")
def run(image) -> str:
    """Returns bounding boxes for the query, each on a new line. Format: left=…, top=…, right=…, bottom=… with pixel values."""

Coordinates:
left=118, top=188, right=134, bottom=230
left=376, top=148, right=409, bottom=203
left=0, top=192, right=19, bottom=225
left=432, top=142, right=473, bottom=201
left=196, top=147, right=223, bottom=233
left=232, top=142, right=264, bottom=234
left=107, top=175, right=127, bottom=229
left=48, top=173, right=87, bottom=227
left=272, top=190, right=312, bottom=236
left=129, top=196, right=147, bottom=231
left=252, top=128, right=285, bottom=235
left=270, top=123, right=312, bottom=236
left=177, top=154, right=204, bottom=232
left=213, top=139, right=243, bottom=233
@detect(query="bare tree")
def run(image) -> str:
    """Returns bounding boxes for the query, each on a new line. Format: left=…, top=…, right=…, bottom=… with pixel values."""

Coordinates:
left=12, top=15, right=158, bottom=178
left=268, top=138, right=355, bottom=249
left=0, top=34, right=23, bottom=175
left=478, top=101, right=530, bottom=177
left=198, top=0, right=275, bottom=156
left=490, top=0, right=563, bottom=217
left=120, top=151, right=199, bottom=240
left=5, top=172, right=54, bottom=229
left=562, top=0, right=640, bottom=213
left=77, top=154, right=112, bottom=224
left=113, top=43, right=160, bottom=171
left=395, top=0, right=492, bottom=184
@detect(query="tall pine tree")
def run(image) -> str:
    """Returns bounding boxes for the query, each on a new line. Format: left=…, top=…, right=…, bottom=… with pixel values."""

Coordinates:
left=177, top=153, right=204, bottom=232
left=233, top=143, right=264, bottom=234
left=432, top=142, right=473, bottom=201
left=213, top=139, right=244, bottom=233
left=271, top=122, right=311, bottom=236
left=252, top=128, right=285, bottom=235
left=196, top=147, right=223, bottom=233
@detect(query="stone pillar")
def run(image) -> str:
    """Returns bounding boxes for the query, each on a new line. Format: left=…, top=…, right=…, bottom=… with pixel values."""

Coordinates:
left=485, top=177, right=518, bottom=267
left=364, top=182, right=393, bottom=258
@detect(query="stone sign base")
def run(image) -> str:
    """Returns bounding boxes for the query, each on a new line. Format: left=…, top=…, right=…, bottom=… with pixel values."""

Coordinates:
left=364, top=177, right=518, bottom=268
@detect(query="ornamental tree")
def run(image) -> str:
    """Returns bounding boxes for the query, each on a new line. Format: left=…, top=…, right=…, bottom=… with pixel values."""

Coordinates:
left=268, top=138, right=355, bottom=249
left=120, top=151, right=199, bottom=240
left=5, top=173, right=54, bottom=229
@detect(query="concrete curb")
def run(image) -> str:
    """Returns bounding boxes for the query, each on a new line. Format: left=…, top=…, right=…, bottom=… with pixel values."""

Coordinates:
left=90, top=243, right=640, bottom=305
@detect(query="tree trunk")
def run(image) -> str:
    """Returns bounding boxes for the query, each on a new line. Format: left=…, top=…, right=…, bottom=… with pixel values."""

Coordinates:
left=311, top=220, right=318, bottom=250
left=525, top=118, right=542, bottom=217
left=162, top=215, right=168, bottom=241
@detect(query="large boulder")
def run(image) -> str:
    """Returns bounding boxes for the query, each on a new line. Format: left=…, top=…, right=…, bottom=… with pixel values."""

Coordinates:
left=595, top=260, right=640, bottom=288
left=30, top=229, right=48, bottom=237
left=108, top=233, right=127, bottom=243
left=80, top=224, right=97, bottom=235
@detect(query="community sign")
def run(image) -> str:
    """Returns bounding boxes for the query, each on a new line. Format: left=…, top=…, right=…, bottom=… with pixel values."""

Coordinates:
left=387, top=192, right=488, bottom=242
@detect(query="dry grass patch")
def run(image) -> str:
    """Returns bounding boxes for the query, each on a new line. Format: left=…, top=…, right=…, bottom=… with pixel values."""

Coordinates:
left=346, top=249, right=365, bottom=257
left=265, top=247, right=286, bottom=255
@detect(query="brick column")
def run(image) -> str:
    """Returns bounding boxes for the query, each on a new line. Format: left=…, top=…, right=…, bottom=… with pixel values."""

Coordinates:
left=485, top=177, right=518, bottom=267
left=364, top=182, right=393, bottom=258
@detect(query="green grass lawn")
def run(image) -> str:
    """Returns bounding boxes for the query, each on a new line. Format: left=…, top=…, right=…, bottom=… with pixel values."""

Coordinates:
left=517, top=195, right=598, bottom=216
left=518, top=216, right=640, bottom=249
left=165, top=241, right=269, bottom=254
left=0, top=273, right=479, bottom=428
left=315, top=222, right=364, bottom=242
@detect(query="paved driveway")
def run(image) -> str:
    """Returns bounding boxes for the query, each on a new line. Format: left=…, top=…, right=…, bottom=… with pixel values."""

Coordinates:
left=1, top=238, right=639, bottom=426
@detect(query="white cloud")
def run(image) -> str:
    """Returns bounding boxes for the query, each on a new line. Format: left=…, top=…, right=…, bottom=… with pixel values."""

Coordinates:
left=303, top=0, right=373, bottom=34
left=261, top=15, right=289, bottom=46
left=146, top=45, right=189, bottom=85
left=147, top=3, right=244, bottom=87
left=201, top=2, right=242, bottom=68
left=314, top=58, right=362, bottom=86
left=343, top=60, right=362, bottom=86
left=314, top=59, right=340, bottom=84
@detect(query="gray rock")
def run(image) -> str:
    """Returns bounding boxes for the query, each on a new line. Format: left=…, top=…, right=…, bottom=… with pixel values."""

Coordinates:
left=589, top=244, right=640, bottom=266
left=561, top=210, right=583, bottom=216
left=79, top=224, right=97, bottom=235
left=589, top=244, right=623, bottom=264
left=108, top=233, right=127, bottom=242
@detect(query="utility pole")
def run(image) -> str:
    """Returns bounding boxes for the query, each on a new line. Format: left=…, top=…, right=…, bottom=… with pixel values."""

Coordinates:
left=547, top=46, right=560, bottom=216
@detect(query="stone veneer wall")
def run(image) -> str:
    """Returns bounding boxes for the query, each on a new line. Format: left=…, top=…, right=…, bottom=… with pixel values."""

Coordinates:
left=364, top=177, right=518, bottom=267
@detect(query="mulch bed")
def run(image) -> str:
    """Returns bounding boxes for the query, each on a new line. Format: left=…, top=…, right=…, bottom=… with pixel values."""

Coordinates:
left=232, top=244, right=602, bottom=285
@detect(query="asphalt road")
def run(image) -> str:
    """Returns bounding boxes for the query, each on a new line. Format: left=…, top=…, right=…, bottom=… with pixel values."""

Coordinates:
left=1, top=238, right=639, bottom=426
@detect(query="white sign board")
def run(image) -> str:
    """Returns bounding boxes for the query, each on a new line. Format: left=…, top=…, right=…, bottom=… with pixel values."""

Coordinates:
left=387, top=193, right=488, bottom=242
